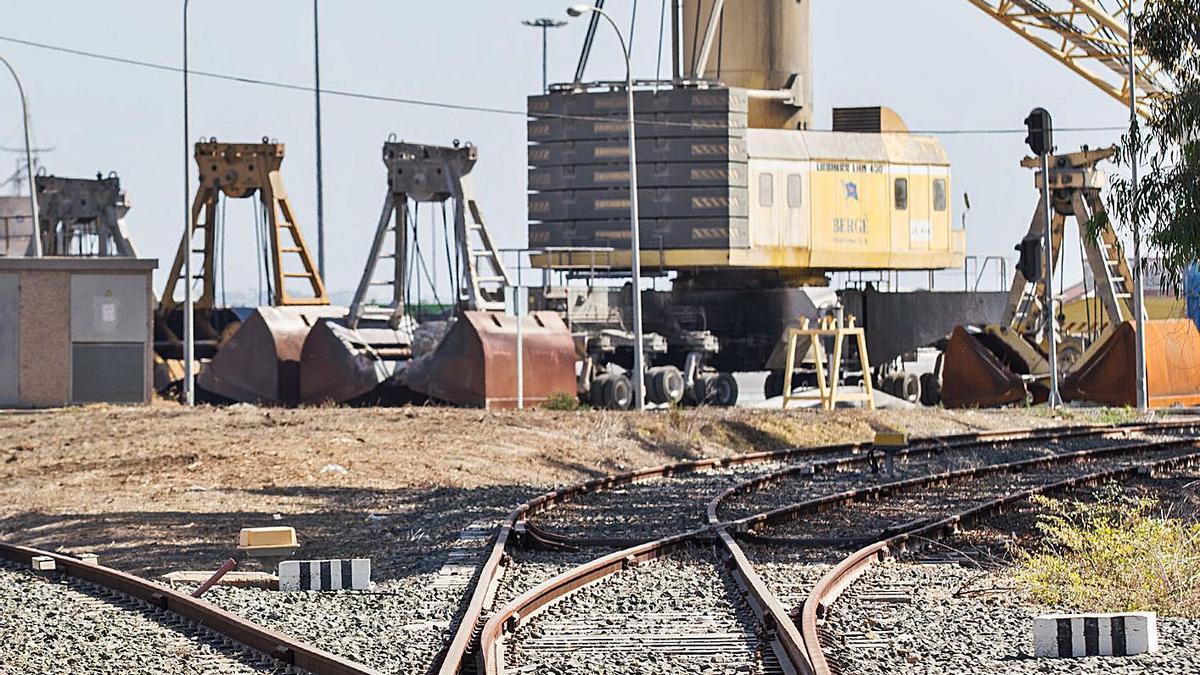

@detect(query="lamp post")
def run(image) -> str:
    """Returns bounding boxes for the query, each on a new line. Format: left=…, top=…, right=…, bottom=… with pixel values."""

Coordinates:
left=182, top=1, right=195, bottom=406
left=0, top=56, right=41, bottom=258
left=314, top=0, right=326, bottom=279
left=522, top=18, right=567, bottom=94
left=566, top=4, right=646, bottom=411
left=1128, top=11, right=1148, bottom=414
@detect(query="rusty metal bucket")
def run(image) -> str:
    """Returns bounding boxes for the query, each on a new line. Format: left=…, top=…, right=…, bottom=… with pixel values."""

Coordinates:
left=1062, top=319, right=1200, bottom=408
left=197, top=306, right=342, bottom=405
left=940, top=326, right=1028, bottom=408
left=299, top=318, right=414, bottom=405
left=400, top=310, right=577, bottom=409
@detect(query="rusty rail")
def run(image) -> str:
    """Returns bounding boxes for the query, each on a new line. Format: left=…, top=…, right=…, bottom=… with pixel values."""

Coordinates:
left=0, top=542, right=382, bottom=675
left=527, top=422, right=1161, bottom=548
left=704, top=422, right=1164, bottom=527
left=727, top=434, right=1199, bottom=537
left=797, top=441, right=1200, bottom=675
left=436, top=420, right=1185, bottom=674
left=475, top=529, right=704, bottom=675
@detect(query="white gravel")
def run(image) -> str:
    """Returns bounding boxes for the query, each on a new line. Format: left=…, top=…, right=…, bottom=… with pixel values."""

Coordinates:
left=825, top=559, right=1200, bottom=674
left=504, top=546, right=770, bottom=674
left=0, top=563, right=278, bottom=674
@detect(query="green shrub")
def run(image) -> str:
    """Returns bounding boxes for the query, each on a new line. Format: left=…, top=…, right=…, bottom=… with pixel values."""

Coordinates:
left=542, top=392, right=586, bottom=411
left=1016, top=485, right=1200, bottom=617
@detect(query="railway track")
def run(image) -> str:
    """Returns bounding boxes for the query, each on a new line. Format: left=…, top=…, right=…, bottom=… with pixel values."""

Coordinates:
left=437, top=420, right=1200, bottom=675
left=0, top=543, right=381, bottom=675
left=4, top=420, right=1196, bottom=674
left=796, top=442, right=1200, bottom=675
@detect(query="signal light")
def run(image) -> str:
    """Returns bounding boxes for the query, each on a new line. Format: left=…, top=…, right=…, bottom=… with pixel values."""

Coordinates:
left=1015, top=233, right=1044, bottom=282
left=1024, top=107, right=1054, bottom=157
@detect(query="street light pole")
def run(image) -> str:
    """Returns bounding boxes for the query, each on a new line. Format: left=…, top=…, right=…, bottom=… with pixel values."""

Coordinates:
left=522, top=18, right=567, bottom=94
left=314, top=0, right=326, bottom=279
left=182, top=0, right=195, bottom=406
left=566, top=4, right=646, bottom=411
left=1128, top=10, right=1148, bottom=413
left=0, top=56, right=41, bottom=258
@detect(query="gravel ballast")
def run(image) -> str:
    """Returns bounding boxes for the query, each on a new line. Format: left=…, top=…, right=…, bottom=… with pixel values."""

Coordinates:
left=504, top=546, right=771, bottom=674
left=825, top=560, right=1200, bottom=674
left=0, top=563, right=277, bottom=674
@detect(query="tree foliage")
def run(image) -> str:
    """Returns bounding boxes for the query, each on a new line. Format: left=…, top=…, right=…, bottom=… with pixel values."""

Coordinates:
left=1107, top=1, right=1200, bottom=292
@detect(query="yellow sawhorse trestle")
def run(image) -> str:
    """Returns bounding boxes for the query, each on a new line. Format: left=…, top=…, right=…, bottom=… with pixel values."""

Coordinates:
left=781, top=314, right=875, bottom=411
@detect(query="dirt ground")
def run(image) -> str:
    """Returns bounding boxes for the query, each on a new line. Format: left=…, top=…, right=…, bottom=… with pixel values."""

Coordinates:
left=0, top=403, right=1139, bottom=579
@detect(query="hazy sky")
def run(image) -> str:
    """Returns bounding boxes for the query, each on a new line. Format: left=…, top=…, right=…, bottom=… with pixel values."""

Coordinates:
left=0, top=1, right=1136, bottom=300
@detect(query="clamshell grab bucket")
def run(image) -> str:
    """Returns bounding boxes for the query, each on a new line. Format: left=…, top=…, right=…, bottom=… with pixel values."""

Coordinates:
left=940, top=326, right=1028, bottom=408
left=400, top=310, right=577, bottom=409
left=299, top=319, right=414, bottom=406
left=196, top=306, right=342, bottom=405
left=1062, top=319, right=1200, bottom=408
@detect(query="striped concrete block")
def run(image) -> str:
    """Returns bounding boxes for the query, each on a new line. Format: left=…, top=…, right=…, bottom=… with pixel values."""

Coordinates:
left=278, top=559, right=370, bottom=591
left=1034, top=612, right=1158, bottom=658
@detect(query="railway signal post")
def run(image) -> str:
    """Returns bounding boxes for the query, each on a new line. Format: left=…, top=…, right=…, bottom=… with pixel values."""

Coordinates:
left=1025, top=107, right=1061, bottom=408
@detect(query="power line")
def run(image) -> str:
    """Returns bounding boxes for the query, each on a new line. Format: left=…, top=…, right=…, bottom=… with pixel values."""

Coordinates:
left=0, top=33, right=1127, bottom=137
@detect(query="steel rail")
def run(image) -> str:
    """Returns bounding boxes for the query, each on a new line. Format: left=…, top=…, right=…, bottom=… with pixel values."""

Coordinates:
left=435, top=420, right=1178, bottom=674
left=798, top=444, right=1200, bottom=675
left=0, top=542, right=382, bottom=675
left=710, top=417, right=1200, bottom=528
left=724, top=433, right=1200, bottom=540
left=705, top=422, right=1165, bottom=527
left=475, top=528, right=705, bottom=675
left=525, top=422, right=1155, bottom=549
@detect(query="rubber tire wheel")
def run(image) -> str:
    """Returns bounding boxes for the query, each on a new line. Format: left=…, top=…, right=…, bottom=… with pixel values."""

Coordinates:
left=901, top=372, right=921, bottom=403
left=645, top=367, right=666, bottom=404
left=919, top=372, right=941, bottom=406
left=881, top=372, right=905, bottom=398
left=658, top=367, right=685, bottom=404
left=764, top=371, right=784, bottom=400
left=604, top=374, right=634, bottom=410
left=589, top=374, right=611, bottom=408
left=710, top=373, right=739, bottom=407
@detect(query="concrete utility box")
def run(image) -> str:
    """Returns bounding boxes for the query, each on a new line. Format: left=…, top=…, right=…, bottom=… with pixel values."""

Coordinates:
left=0, top=257, right=157, bottom=407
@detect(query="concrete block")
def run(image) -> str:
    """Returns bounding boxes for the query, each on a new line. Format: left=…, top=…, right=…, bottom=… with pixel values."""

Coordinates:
left=237, top=526, right=299, bottom=558
left=1034, top=612, right=1158, bottom=658
left=30, top=556, right=55, bottom=572
left=77, top=553, right=99, bottom=565
left=278, top=559, right=370, bottom=591
left=873, top=430, right=908, bottom=449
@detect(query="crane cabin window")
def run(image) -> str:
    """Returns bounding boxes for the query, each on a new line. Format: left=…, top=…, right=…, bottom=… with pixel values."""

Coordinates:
left=894, top=178, right=909, bottom=210
left=759, top=172, right=774, bottom=207
left=933, top=178, right=947, bottom=211
left=787, top=174, right=802, bottom=208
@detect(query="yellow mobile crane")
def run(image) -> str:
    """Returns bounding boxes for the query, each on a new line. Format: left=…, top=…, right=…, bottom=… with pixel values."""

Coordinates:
left=525, top=0, right=1179, bottom=408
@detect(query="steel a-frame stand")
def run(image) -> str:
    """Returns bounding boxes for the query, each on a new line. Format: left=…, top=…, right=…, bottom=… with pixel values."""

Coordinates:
left=348, top=141, right=511, bottom=329
left=157, top=140, right=328, bottom=350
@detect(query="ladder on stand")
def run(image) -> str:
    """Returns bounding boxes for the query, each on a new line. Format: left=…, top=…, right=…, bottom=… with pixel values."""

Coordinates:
left=349, top=141, right=511, bottom=329
left=158, top=140, right=328, bottom=348
left=1004, top=147, right=1140, bottom=342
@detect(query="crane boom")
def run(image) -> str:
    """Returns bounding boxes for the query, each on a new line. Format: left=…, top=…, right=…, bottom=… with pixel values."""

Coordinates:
left=964, top=0, right=1173, bottom=118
